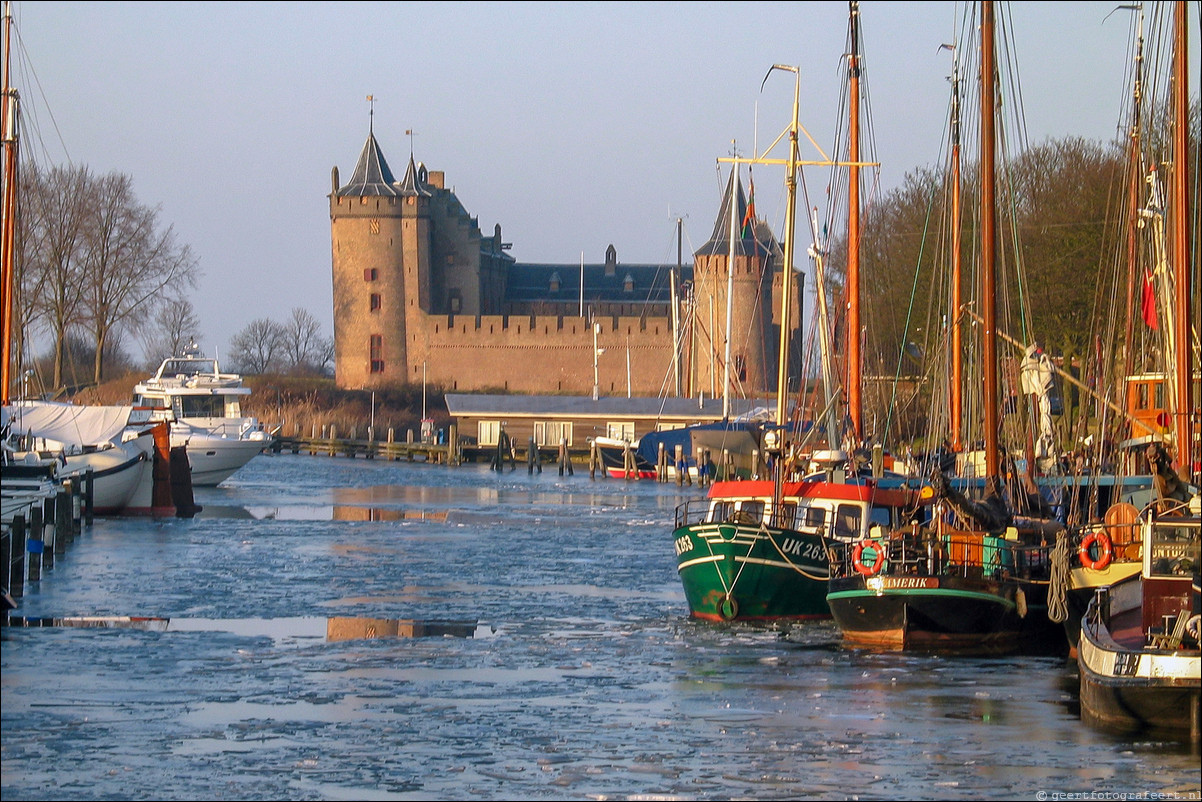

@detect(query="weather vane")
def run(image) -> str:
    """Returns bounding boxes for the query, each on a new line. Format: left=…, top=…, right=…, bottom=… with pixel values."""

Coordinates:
left=367, top=94, right=375, bottom=133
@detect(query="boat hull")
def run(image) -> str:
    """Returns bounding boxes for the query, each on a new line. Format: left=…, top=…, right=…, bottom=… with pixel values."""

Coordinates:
left=827, top=574, right=1032, bottom=654
left=1077, top=571, right=1202, bottom=739
left=65, top=439, right=153, bottom=515
left=172, top=429, right=267, bottom=486
left=673, top=521, right=831, bottom=622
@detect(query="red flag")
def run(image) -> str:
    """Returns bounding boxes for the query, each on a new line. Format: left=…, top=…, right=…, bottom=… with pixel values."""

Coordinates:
left=1141, top=268, right=1159, bottom=330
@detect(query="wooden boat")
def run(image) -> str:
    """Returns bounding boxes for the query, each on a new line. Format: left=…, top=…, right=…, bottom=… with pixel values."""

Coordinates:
left=1077, top=498, right=1200, bottom=740
left=826, top=1, right=1066, bottom=655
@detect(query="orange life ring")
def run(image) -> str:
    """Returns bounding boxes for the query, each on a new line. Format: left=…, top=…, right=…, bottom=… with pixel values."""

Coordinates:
left=852, top=540, right=885, bottom=577
left=1078, top=530, right=1113, bottom=571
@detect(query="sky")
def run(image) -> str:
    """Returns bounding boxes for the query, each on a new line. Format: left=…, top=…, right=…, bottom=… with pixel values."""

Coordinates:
left=7, top=1, right=1199, bottom=363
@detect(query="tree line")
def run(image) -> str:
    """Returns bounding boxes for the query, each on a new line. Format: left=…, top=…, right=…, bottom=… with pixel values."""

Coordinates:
left=11, top=164, right=331, bottom=396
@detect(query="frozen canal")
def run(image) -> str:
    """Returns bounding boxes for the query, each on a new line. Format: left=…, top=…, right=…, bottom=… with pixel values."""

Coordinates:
left=3, top=453, right=1199, bottom=800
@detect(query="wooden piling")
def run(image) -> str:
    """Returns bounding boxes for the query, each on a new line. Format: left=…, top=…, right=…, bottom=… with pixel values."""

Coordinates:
left=9, top=515, right=26, bottom=600
left=26, top=507, right=42, bottom=582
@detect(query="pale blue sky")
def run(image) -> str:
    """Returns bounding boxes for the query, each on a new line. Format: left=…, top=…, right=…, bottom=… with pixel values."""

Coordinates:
left=8, top=1, right=1199, bottom=360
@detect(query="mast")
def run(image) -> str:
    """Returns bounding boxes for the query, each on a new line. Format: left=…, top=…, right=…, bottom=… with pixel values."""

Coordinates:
left=774, top=67, right=801, bottom=438
left=1, top=0, right=18, bottom=406
left=949, top=46, right=964, bottom=452
left=980, top=0, right=1001, bottom=498
left=671, top=218, right=682, bottom=397
left=723, top=159, right=739, bottom=421
left=845, top=0, right=863, bottom=446
left=1170, top=0, right=1194, bottom=478
left=1121, top=9, right=1145, bottom=386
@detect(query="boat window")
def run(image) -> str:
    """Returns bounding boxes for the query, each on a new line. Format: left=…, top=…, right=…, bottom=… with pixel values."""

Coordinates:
left=177, top=396, right=225, bottom=418
left=737, top=501, right=764, bottom=524
left=710, top=501, right=734, bottom=523
left=869, top=506, right=893, bottom=527
left=1148, top=523, right=1200, bottom=577
left=775, top=502, right=797, bottom=529
left=834, top=504, right=862, bottom=538
left=803, top=507, right=828, bottom=529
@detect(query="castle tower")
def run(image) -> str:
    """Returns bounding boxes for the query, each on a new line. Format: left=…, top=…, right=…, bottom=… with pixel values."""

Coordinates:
left=329, top=130, right=412, bottom=389
left=690, top=166, right=778, bottom=401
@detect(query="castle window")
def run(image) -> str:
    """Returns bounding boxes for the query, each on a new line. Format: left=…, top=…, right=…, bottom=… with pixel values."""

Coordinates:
left=370, top=293, right=381, bottom=312
left=623, top=273, right=634, bottom=293
left=364, top=268, right=378, bottom=282
left=449, top=292, right=462, bottom=313
left=446, top=255, right=455, bottom=265
left=369, top=335, right=384, bottom=373
left=549, top=271, right=561, bottom=292
left=370, top=219, right=380, bottom=235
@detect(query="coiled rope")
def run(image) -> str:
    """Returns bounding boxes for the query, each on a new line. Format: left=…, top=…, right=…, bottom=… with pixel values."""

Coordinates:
left=1047, top=529, right=1072, bottom=624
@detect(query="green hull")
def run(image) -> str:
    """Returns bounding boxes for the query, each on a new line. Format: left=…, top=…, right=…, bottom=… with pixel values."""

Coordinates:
left=673, top=521, right=831, bottom=622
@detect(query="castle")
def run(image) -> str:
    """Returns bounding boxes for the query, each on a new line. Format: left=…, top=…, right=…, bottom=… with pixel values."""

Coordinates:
left=329, top=128, right=802, bottom=398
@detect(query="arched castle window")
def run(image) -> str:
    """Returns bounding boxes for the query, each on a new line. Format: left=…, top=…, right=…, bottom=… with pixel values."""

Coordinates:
left=623, top=273, right=634, bottom=293
left=549, top=272, right=561, bottom=292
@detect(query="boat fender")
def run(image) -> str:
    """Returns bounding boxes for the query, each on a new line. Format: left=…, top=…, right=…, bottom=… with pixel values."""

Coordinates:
left=1186, top=615, right=1200, bottom=643
left=1078, top=530, right=1113, bottom=571
left=852, top=540, right=885, bottom=577
left=719, top=595, right=739, bottom=621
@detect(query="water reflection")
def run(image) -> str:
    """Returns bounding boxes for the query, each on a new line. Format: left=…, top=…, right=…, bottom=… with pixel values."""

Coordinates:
left=3, top=615, right=491, bottom=641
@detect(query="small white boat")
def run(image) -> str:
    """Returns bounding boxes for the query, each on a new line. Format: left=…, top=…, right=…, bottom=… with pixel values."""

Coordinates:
left=133, top=342, right=276, bottom=486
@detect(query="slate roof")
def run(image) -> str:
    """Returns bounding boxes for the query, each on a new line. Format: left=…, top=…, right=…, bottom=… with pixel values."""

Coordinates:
left=337, top=131, right=400, bottom=196
left=504, top=262, right=688, bottom=306
left=695, top=165, right=780, bottom=259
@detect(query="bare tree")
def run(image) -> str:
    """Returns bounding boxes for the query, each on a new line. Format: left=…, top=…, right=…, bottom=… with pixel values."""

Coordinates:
left=80, top=172, right=199, bottom=384
left=228, top=317, right=286, bottom=374
left=139, top=296, right=203, bottom=369
left=280, top=307, right=333, bottom=375
left=23, top=164, right=90, bottom=390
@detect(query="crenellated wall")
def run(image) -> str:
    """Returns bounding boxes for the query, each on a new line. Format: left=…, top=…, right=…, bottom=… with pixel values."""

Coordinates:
left=410, top=313, right=676, bottom=395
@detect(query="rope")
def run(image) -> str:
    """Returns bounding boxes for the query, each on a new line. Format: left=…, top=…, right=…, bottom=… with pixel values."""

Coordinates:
left=762, top=521, right=832, bottom=582
left=1047, top=529, right=1072, bottom=624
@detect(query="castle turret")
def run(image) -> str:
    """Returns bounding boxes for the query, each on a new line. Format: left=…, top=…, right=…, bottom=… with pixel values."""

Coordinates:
left=330, top=131, right=417, bottom=389
left=690, top=166, right=778, bottom=399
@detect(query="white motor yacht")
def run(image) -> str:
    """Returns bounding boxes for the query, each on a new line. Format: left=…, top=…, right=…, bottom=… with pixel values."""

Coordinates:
left=134, top=343, right=276, bottom=486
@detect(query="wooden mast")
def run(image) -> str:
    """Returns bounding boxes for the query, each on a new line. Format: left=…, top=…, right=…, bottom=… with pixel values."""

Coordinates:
left=845, top=0, right=863, bottom=446
left=1, top=1, right=18, bottom=406
left=980, top=0, right=1001, bottom=498
left=949, top=48, right=964, bottom=452
left=1121, top=9, right=1144, bottom=387
left=1170, top=0, right=1194, bottom=478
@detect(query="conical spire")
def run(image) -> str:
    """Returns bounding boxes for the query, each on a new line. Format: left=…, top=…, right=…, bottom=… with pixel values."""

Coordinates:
left=696, top=165, right=755, bottom=257
left=396, top=154, right=432, bottom=197
left=337, top=131, right=400, bottom=196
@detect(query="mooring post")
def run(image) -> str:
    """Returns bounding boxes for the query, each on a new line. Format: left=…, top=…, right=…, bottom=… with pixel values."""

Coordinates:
left=85, top=467, right=95, bottom=526
left=9, top=514, right=26, bottom=600
left=26, top=506, right=42, bottom=582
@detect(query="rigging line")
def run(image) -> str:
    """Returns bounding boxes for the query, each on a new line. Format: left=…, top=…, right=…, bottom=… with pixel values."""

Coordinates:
left=761, top=520, right=831, bottom=581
